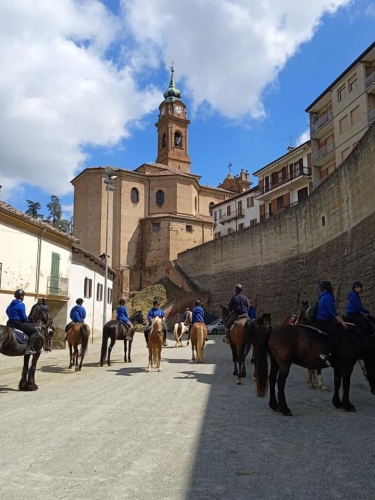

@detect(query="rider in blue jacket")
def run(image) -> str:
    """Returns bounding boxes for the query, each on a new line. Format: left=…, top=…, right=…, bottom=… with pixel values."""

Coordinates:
left=189, top=300, right=207, bottom=341
left=6, top=289, right=39, bottom=355
left=116, top=299, right=132, bottom=331
left=65, top=298, right=86, bottom=337
left=346, top=281, right=374, bottom=337
left=248, top=299, right=256, bottom=320
left=312, top=280, right=347, bottom=366
left=145, top=299, right=167, bottom=347
left=223, top=284, right=249, bottom=344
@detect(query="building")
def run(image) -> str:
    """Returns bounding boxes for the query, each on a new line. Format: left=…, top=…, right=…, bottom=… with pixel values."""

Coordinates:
left=306, top=41, right=375, bottom=184
left=71, top=68, right=249, bottom=296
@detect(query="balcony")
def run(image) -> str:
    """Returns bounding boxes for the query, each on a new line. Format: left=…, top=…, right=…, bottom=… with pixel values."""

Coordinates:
left=260, top=201, right=299, bottom=223
left=368, top=108, right=375, bottom=125
left=47, top=276, right=69, bottom=296
left=365, top=71, right=375, bottom=91
left=255, top=167, right=311, bottom=201
left=312, top=140, right=335, bottom=166
left=311, top=108, right=333, bottom=136
left=219, top=209, right=245, bottom=224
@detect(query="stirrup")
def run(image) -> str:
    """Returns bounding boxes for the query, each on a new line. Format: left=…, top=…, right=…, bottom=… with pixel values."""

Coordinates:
left=319, top=354, right=331, bottom=367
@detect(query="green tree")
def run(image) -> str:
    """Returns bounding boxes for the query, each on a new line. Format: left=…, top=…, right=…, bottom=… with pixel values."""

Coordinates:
left=25, top=200, right=43, bottom=219
left=46, top=195, right=62, bottom=224
left=55, top=219, right=72, bottom=234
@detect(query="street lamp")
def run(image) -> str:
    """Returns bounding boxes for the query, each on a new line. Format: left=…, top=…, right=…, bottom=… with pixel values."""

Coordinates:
left=103, top=167, right=117, bottom=326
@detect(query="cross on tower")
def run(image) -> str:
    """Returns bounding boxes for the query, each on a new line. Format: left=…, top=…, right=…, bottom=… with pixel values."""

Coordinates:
left=227, top=162, right=233, bottom=175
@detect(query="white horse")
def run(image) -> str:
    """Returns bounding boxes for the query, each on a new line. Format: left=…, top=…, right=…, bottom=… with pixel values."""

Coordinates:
left=173, top=311, right=192, bottom=348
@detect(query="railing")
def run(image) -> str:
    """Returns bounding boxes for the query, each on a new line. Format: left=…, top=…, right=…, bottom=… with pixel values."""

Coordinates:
left=47, top=276, right=69, bottom=296
left=312, top=140, right=335, bottom=163
left=260, top=201, right=299, bottom=222
left=256, top=167, right=311, bottom=196
left=311, top=108, right=333, bottom=135
left=219, top=209, right=245, bottom=223
left=368, top=108, right=375, bottom=125
left=365, top=71, right=375, bottom=90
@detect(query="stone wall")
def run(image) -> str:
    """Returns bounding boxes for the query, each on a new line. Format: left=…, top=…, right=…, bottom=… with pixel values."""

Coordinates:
left=176, top=123, right=375, bottom=324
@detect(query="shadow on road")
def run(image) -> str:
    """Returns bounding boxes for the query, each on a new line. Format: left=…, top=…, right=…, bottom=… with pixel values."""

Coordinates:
left=108, top=367, right=146, bottom=376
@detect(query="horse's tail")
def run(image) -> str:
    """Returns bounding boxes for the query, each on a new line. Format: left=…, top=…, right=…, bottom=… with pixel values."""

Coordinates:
left=80, top=324, right=89, bottom=357
left=152, top=345, right=159, bottom=366
left=197, top=324, right=205, bottom=361
left=255, top=329, right=272, bottom=398
left=100, top=324, right=108, bottom=363
left=173, top=323, right=179, bottom=342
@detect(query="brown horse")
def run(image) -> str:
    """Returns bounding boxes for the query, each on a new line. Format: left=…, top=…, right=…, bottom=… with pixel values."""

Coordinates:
left=173, top=311, right=192, bottom=348
left=284, top=301, right=328, bottom=392
left=220, top=304, right=272, bottom=385
left=189, top=321, right=207, bottom=363
left=0, top=301, right=54, bottom=390
left=66, top=323, right=90, bottom=371
left=146, top=317, right=164, bottom=372
left=255, top=323, right=375, bottom=415
left=100, top=311, right=145, bottom=366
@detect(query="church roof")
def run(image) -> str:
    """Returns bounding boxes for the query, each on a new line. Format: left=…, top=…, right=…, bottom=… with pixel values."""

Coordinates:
left=144, top=212, right=214, bottom=224
left=163, top=66, right=181, bottom=102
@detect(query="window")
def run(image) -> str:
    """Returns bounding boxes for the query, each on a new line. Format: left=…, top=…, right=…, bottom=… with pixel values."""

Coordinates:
left=341, top=147, right=351, bottom=161
left=339, top=115, right=349, bottom=134
left=237, top=200, right=243, bottom=216
left=297, top=187, right=308, bottom=203
left=218, top=208, right=222, bottom=219
left=350, top=106, right=361, bottom=126
left=186, top=225, right=193, bottom=233
left=337, top=86, right=346, bottom=102
left=152, top=223, right=160, bottom=232
left=249, top=218, right=258, bottom=227
left=209, top=202, right=215, bottom=216
left=214, top=211, right=218, bottom=221
left=247, top=196, right=254, bottom=208
left=227, top=205, right=231, bottom=216
left=97, top=283, right=103, bottom=301
left=131, top=187, right=139, bottom=204
left=227, top=228, right=234, bottom=235
left=84, top=277, right=92, bottom=298
left=321, top=216, right=326, bottom=227
left=277, top=196, right=284, bottom=210
left=174, top=131, right=182, bottom=147
left=348, top=74, right=358, bottom=92
left=238, top=223, right=244, bottom=230
left=156, top=190, right=164, bottom=207
left=50, top=252, right=60, bottom=294
left=108, top=288, right=112, bottom=304
left=214, top=232, right=221, bottom=239
left=161, top=133, right=166, bottom=148
left=195, top=196, right=197, bottom=211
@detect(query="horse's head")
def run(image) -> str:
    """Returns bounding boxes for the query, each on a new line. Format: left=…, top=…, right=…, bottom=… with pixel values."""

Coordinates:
left=151, top=316, right=163, bottom=334
left=29, top=302, right=55, bottom=337
left=258, top=313, right=272, bottom=331
left=184, top=311, right=192, bottom=326
left=134, top=310, right=146, bottom=326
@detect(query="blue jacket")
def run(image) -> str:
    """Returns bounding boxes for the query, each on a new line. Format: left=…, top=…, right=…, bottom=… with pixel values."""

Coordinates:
left=248, top=306, right=256, bottom=319
left=316, top=291, right=338, bottom=321
left=70, top=305, right=86, bottom=323
left=147, top=307, right=165, bottom=322
left=116, top=305, right=131, bottom=323
left=6, top=299, right=28, bottom=322
left=346, top=291, right=370, bottom=315
left=183, top=311, right=190, bottom=321
left=192, top=306, right=205, bottom=324
left=228, top=293, right=249, bottom=315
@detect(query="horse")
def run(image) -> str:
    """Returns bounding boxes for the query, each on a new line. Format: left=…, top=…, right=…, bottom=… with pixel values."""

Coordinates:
left=146, top=317, right=164, bottom=372
left=66, top=322, right=91, bottom=371
left=220, top=304, right=272, bottom=385
left=255, top=322, right=375, bottom=415
left=100, top=310, right=145, bottom=366
left=284, top=301, right=328, bottom=392
left=0, top=301, right=54, bottom=391
left=189, top=321, right=207, bottom=363
left=173, top=311, right=192, bottom=348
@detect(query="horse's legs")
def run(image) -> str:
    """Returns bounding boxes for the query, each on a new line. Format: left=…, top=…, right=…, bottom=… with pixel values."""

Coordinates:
left=146, top=347, right=152, bottom=372
left=191, top=342, right=196, bottom=361
left=341, top=365, right=356, bottom=412
left=306, top=369, right=317, bottom=389
left=26, top=352, right=41, bottom=390
left=107, top=336, right=116, bottom=366
left=158, top=347, right=162, bottom=372
left=316, top=368, right=329, bottom=392
left=332, top=367, right=343, bottom=408
left=268, top=356, right=279, bottom=412
left=276, top=365, right=292, bottom=416
left=19, top=354, right=31, bottom=391
left=74, top=344, right=79, bottom=371
left=68, top=343, right=73, bottom=369
left=231, top=344, right=238, bottom=376
left=127, top=339, right=133, bottom=363
left=100, top=334, right=108, bottom=366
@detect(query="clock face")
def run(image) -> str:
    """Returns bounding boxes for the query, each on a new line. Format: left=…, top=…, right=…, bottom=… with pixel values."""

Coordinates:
left=175, top=106, right=182, bottom=114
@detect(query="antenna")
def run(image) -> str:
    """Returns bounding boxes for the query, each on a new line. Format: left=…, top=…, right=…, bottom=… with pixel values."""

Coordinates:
left=284, top=133, right=298, bottom=147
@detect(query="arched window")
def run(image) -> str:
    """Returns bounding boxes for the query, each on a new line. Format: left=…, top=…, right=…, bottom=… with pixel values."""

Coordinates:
left=161, top=133, right=166, bottom=148
left=195, top=196, right=197, bottom=211
left=156, top=190, right=164, bottom=207
left=174, top=131, right=182, bottom=147
left=209, top=202, right=215, bottom=216
left=131, top=187, right=139, bottom=204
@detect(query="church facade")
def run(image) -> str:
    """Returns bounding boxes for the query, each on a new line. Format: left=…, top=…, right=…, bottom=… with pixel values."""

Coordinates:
left=71, top=69, right=250, bottom=297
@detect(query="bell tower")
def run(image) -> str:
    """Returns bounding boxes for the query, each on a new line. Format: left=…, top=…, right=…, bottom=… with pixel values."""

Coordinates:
left=155, top=67, right=191, bottom=173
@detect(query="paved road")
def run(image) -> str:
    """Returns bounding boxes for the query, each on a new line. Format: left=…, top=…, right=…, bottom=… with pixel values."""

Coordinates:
left=0, top=332, right=374, bottom=500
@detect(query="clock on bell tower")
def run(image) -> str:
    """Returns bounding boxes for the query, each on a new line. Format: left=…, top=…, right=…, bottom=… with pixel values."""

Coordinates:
left=155, top=67, right=191, bottom=173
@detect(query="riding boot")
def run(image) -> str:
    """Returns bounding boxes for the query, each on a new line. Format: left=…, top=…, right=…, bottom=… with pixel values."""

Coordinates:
left=222, top=328, right=230, bottom=344
left=25, top=332, right=38, bottom=356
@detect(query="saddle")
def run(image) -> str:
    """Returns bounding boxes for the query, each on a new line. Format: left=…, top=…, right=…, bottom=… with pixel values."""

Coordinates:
left=9, top=327, right=28, bottom=344
left=300, top=325, right=330, bottom=343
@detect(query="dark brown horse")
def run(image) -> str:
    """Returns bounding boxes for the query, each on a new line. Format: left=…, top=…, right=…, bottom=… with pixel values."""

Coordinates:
left=284, top=301, right=328, bottom=391
left=66, top=323, right=90, bottom=371
left=255, top=323, right=375, bottom=415
left=220, top=304, right=272, bottom=385
left=100, top=310, right=145, bottom=366
left=0, top=301, right=54, bottom=390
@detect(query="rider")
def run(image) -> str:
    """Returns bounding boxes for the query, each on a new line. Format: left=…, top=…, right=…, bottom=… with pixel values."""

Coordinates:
left=145, top=299, right=167, bottom=347
left=191, top=300, right=207, bottom=341
left=6, top=289, right=39, bottom=355
left=183, top=307, right=190, bottom=322
left=116, top=299, right=133, bottom=331
left=248, top=299, right=256, bottom=320
left=65, top=298, right=86, bottom=338
left=346, top=281, right=374, bottom=337
left=312, top=280, right=348, bottom=367
left=223, top=284, right=249, bottom=344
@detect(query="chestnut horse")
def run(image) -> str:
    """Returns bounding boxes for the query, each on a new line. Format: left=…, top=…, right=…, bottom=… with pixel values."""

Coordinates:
left=255, top=323, right=375, bottom=415
left=284, top=301, right=328, bottom=392
left=190, top=321, right=207, bottom=363
left=147, top=317, right=164, bottom=372
left=220, top=304, right=272, bottom=385
left=100, top=310, right=145, bottom=366
left=66, top=323, right=90, bottom=371
left=0, top=301, right=54, bottom=390
left=174, top=311, right=192, bottom=348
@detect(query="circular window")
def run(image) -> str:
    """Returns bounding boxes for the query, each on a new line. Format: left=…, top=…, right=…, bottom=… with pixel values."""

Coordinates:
left=156, top=190, right=165, bottom=207
left=131, top=187, right=139, bottom=204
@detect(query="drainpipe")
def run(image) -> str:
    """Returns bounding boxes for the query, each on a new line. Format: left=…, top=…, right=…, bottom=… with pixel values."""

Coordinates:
left=35, top=228, right=46, bottom=300
left=92, top=270, right=96, bottom=344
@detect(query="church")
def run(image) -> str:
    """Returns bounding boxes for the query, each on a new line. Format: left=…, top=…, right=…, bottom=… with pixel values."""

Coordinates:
left=71, top=68, right=250, bottom=298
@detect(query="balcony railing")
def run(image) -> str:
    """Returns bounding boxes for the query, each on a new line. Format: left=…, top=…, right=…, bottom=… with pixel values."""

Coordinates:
left=365, top=71, right=375, bottom=90
left=312, top=140, right=335, bottom=164
left=260, top=201, right=299, bottom=222
left=368, top=108, right=375, bottom=125
left=256, top=167, right=311, bottom=197
left=311, top=108, right=333, bottom=135
left=219, top=209, right=245, bottom=224
left=47, top=276, right=69, bottom=296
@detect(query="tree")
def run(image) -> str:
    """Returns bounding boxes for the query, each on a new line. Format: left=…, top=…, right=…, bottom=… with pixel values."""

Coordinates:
left=46, top=195, right=62, bottom=224
left=25, top=200, right=43, bottom=219
left=55, top=219, right=72, bottom=234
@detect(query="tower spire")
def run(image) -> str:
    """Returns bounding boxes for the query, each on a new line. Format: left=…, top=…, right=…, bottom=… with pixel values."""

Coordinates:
left=163, top=64, right=181, bottom=102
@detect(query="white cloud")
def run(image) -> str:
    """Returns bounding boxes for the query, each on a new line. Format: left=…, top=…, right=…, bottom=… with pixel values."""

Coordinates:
left=296, top=128, right=311, bottom=146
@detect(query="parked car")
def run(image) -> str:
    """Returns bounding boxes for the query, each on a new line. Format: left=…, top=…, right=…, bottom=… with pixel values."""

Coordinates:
left=206, top=319, right=226, bottom=335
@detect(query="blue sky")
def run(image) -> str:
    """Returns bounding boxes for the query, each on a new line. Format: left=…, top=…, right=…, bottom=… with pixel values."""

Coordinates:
left=0, top=0, right=374, bottom=220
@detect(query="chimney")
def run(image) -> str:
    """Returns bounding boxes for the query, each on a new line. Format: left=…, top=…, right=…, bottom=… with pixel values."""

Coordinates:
left=287, top=146, right=295, bottom=152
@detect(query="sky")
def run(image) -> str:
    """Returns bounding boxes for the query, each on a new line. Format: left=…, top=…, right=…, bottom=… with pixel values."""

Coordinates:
left=0, top=0, right=374, bottom=221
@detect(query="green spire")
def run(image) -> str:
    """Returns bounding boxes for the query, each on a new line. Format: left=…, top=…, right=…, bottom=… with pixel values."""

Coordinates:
left=163, top=65, right=181, bottom=102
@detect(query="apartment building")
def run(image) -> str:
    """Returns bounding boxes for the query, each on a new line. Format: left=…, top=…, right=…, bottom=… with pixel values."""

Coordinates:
left=306, top=41, right=375, bottom=184
left=253, top=142, right=312, bottom=221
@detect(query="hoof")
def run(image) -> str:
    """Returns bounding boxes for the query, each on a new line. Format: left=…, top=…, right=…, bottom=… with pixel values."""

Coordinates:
left=280, top=409, right=293, bottom=416
left=344, top=404, right=356, bottom=412
left=99, top=362, right=103, bottom=367
left=158, top=368, right=162, bottom=372
left=308, top=385, right=317, bottom=390
left=236, top=380, right=242, bottom=385
left=26, top=384, right=38, bottom=391
left=332, top=398, right=343, bottom=409
left=269, top=403, right=279, bottom=412
left=321, top=387, right=330, bottom=393
left=75, top=366, right=79, bottom=372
